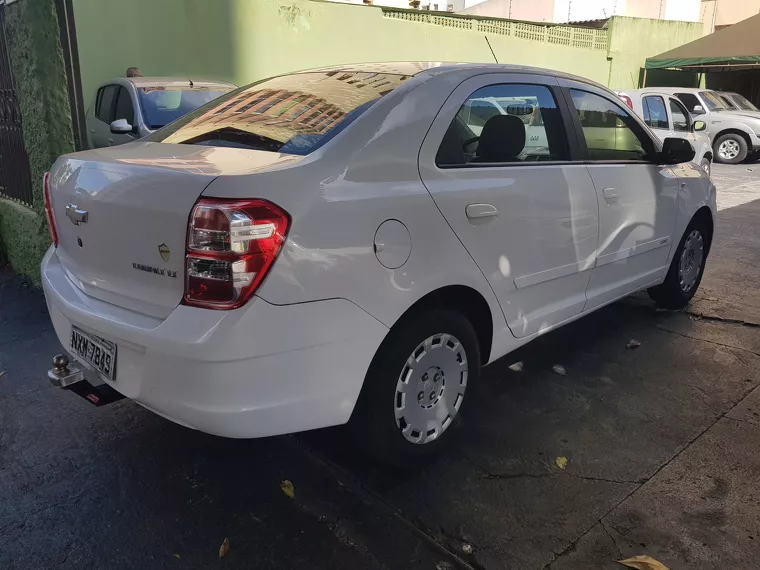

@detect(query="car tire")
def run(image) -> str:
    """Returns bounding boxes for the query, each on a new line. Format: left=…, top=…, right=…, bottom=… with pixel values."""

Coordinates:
left=349, top=309, right=481, bottom=468
left=700, top=157, right=711, bottom=176
left=648, top=215, right=710, bottom=309
left=713, top=133, right=748, bottom=164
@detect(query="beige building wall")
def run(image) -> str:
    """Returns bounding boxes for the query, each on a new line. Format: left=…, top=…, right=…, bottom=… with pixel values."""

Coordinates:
left=700, top=0, right=760, bottom=34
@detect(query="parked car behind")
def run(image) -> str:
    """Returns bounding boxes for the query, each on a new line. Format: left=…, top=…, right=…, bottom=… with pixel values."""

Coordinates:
left=636, top=87, right=760, bottom=164
left=617, top=89, right=712, bottom=175
left=86, top=77, right=236, bottom=149
left=714, top=91, right=760, bottom=114
left=44, top=63, right=715, bottom=466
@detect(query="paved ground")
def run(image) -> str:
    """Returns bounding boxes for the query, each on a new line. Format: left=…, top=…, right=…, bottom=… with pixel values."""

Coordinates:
left=1, top=162, right=759, bottom=569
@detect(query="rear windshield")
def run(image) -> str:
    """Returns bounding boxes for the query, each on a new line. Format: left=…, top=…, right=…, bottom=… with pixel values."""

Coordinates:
left=138, top=87, right=233, bottom=129
left=147, top=71, right=410, bottom=155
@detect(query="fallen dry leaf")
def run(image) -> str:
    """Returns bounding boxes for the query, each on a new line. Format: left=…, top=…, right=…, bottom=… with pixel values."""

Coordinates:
left=0, top=371, right=5, bottom=378
left=555, top=456, right=568, bottom=470
left=218, top=537, right=230, bottom=558
left=508, top=361, right=524, bottom=372
left=173, top=553, right=181, bottom=559
left=617, top=555, right=669, bottom=570
left=462, top=543, right=473, bottom=554
left=436, top=562, right=454, bottom=570
left=280, top=479, right=295, bottom=499
left=626, top=339, right=641, bottom=349
left=552, top=364, right=567, bottom=376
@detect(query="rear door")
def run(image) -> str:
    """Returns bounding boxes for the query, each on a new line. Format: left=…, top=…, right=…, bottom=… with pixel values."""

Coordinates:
left=562, top=82, right=680, bottom=310
left=419, top=73, right=599, bottom=338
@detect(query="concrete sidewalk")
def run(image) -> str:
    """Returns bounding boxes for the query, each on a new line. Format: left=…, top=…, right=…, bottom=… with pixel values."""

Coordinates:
left=1, top=163, right=759, bottom=569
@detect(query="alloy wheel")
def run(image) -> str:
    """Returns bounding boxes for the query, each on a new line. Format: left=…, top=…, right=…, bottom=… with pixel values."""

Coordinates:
left=718, top=139, right=741, bottom=161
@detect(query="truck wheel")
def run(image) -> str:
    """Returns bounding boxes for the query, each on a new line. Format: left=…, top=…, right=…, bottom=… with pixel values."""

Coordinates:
left=700, top=157, right=711, bottom=176
left=714, top=133, right=748, bottom=164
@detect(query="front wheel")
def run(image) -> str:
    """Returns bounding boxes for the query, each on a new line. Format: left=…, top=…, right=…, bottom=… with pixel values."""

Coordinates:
left=700, top=157, right=711, bottom=177
left=648, top=216, right=710, bottom=309
left=714, top=133, right=748, bottom=164
left=349, top=310, right=480, bottom=467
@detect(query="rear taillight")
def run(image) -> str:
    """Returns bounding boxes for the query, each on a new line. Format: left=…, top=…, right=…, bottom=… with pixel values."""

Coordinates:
left=183, top=198, right=289, bottom=310
left=43, top=172, right=58, bottom=247
left=619, top=94, right=633, bottom=110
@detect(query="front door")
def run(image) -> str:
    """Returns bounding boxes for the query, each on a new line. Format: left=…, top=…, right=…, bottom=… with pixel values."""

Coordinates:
left=89, top=84, right=118, bottom=148
left=563, top=83, right=680, bottom=311
left=419, top=74, right=599, bottom=338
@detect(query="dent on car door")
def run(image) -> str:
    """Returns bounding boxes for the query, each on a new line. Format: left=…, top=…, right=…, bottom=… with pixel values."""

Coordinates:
left=418, top=74, right=599, bottom=338
left=563, top=85, right=680, bottom=310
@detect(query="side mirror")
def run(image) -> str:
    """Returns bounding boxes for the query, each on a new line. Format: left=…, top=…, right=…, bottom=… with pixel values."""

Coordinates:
left=693, top=120, right=707, bottom=132
left=110, top=118, right=133, bottom=134
left=692, top=105, right=705, bottom=115
left=659, top=137, right=695, bottom=165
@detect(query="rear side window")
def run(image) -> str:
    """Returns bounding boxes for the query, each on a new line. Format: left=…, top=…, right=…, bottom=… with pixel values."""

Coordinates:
left=148, top=71, right=410, bottom=155
left=669, top=99, right=690, bottom=132
left=569, top=89, right=655, bottom=162
left=642, top=96, right=668, bottom=129
left=96, top=85, right=118, bottom=123
left=675, top=93, right=701, bottom=113
left=436, top=83, right=570, bottom=166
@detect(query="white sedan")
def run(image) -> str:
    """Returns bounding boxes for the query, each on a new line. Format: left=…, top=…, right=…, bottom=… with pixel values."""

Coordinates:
left=42, top=62, right=716, bottom=466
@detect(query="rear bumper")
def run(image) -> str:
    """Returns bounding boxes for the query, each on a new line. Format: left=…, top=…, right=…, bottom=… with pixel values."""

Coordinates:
left=41, top=247, right=388, bottom=438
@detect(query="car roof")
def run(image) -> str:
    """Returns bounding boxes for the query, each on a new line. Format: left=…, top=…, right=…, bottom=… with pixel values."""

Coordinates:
left=296, top=61, right=600, bottom=85
left=101, top=77, right=237, bottom=89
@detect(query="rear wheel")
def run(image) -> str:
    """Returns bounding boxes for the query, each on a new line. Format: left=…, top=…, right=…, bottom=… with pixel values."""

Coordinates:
left=714, top=133, right=748, bottom=164
left=648, top=216, right=710, bottom=309
left=350, top=310, right=480, bottom=467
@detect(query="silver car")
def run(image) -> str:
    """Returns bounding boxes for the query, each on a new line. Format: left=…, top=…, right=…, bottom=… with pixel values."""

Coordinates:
left=714, top=91, right=760, bottom=115
left=630, top=87, right=760, bottom=164
left=85, top=77, right=236, bottom=149
left=617, top=89, right=712, bottom=175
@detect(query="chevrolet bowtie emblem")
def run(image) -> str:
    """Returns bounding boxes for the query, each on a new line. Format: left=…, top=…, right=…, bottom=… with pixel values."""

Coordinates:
left=65, top=204, right=88, bottom=225
left=158, top=243, right=170, bottom=262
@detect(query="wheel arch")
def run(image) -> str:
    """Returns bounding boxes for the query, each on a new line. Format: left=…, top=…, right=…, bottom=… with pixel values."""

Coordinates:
left=692, top=205, right=714, bottom=254
left=714, top=128, right=752, bottom=148
left=387, top=285, right=494, bottom=366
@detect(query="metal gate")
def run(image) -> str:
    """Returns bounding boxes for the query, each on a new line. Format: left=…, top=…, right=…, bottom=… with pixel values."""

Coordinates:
left=0, top=3, right=34, bottom=206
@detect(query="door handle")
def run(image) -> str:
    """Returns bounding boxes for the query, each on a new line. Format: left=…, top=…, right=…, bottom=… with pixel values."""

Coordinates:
left=602, top=187, right=620, bottom=201
left=466, top=203, right=499, bottom=220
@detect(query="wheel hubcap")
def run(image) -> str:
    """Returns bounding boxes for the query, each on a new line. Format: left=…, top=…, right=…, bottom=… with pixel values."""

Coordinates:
left=702, top=161, right=710, bottom=176
left=394, top=333, right=468, bottom=445
left=678, top=229, right=704, bottom=293
left=718, top=140, right=740, bottom=160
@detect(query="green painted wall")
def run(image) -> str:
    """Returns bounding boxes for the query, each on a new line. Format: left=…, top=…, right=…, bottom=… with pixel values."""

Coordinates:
left=0, top=0, right=73, bottom=282
left=234, top=1, right=610, bottom=85
left=606, top=16, right=703, bottom=90
left=72, top=0, right=238, bottom=109
left=73, top=0, right=612, bottom=98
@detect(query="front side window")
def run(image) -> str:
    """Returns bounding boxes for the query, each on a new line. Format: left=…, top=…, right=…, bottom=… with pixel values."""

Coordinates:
left=148, top=72, right=410, bottom=155
left=642, top=96, right=668, bottom=129
left=669, top=99, right=690, bottom=132
left=96, top=85, right=118, bottom=123
left=675, top=93, right=702, bottom=114
left=436, top=83, right=569, bottom=166
left=570, top=89, right=655, bottom=161
left=114, top=87, right=135, bottom=125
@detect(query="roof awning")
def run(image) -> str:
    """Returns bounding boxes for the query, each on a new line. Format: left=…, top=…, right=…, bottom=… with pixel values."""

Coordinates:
left=646, top=13, right=760, bottom=70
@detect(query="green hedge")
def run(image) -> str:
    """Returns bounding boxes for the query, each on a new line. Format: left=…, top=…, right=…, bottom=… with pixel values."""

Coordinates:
left=0, top=0, right=74, bottom=281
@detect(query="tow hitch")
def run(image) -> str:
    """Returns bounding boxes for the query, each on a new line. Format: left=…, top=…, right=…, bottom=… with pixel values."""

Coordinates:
left=48, top=354, right=124, bottom=406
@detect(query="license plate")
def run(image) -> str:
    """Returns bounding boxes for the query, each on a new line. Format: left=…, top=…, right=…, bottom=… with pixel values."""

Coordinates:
left=70, top=326, right=117, bottom=381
